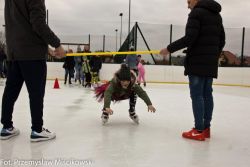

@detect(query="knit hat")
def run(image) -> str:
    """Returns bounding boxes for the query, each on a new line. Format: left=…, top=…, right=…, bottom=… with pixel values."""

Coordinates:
left=118, top=64, right=131, bottom=81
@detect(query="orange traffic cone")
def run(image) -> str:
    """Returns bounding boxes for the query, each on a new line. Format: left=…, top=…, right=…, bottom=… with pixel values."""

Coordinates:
left=53, top=78, right=60, bottom=89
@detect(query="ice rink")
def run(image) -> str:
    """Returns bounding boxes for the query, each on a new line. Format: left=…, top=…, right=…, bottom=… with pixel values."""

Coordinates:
left=0, top=80, right=250, bottom=167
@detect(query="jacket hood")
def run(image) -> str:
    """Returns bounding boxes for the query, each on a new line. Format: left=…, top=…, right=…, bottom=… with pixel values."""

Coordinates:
left=195, top=0, right=221, bottom=13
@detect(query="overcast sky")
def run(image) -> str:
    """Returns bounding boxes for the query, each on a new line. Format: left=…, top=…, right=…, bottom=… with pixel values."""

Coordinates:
left=0, top=0, right=250, bottom=35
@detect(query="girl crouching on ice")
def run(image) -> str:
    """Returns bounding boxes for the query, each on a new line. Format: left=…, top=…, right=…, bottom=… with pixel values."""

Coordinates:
left=95, top=64, right=156, bottom=125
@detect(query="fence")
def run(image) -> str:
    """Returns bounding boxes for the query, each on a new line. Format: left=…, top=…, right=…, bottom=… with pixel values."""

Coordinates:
left=0, top=22, right=249, bottom=67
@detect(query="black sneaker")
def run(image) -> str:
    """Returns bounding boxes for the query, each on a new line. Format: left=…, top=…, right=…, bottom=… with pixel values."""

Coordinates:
left=30, top=128, right=56, bottom=142
left=0, top=127, right=20, bottom=140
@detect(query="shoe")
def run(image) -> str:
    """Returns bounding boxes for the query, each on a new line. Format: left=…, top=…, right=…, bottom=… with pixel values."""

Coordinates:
left=182, top=128, right=205, bottom=141
left=204, top=128, right=210, bottom=138
left=143, top=82, right=146, bottom=87
left=129, top=111, right=139, bottom=124
left=0, top=127, right=20, bottom=140
left=101, top=112, right=109, bottom=125
left=30, top=128, right=56, bottom=142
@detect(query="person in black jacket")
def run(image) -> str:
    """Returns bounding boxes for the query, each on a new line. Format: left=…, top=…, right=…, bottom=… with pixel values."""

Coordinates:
left=0, top=0, right=65, bottom=142
left=89, top=55, right=102, bottom=85
left=160, top=0, right=225, bottom=141
left=63, top=49, right=75, bottom=84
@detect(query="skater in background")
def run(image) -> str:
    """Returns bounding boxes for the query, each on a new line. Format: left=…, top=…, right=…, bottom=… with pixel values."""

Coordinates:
left=74, top=45, right=83, bottom=84
left=137, top=55, right=146, bottom=87
left=94, top=64, right=156, bottom=125
left=63, top=49, right=75, bottom=84
left=89, top=55, right=102, bottom=86
left=82, top=59, right=92, bottom=88
left=125, top=46, right=139, bottom=75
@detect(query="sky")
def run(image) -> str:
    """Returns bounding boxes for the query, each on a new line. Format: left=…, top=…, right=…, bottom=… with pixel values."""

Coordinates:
left=0, top=0, right=250, bottom=34
left=0, top=0, right=250, bottom=57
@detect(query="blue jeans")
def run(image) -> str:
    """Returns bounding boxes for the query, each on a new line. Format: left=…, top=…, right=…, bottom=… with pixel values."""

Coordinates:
left=188, top=75, right=214, bottom=131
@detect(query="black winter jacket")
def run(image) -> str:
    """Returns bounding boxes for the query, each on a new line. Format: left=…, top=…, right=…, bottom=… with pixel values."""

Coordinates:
left=89, top=56, right=102, bottom=72
left=63, top=57, right=75, bottom=70
left=167, top=0, right=225, bottom=78
left=4, top=0, right=60, bottom=61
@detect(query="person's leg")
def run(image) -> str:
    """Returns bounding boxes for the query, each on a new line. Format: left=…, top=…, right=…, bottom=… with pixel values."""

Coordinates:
left=19, top=60, right=46, bottom=133
left=1, top=61, right=24, bottom=129
left=129, top=92, right=139, bottom=124
left=69, top=69, right=74, bottom=84
left=64, top=69, right=69, bottom=84
left=85, top=73, right=91, bottom=87
left=182, top=75, right=206, bottom=141
left=75, top=66, right=79, bottom=82
left=79, top=69, right=84, bottom=85
left=142, top=72, right=146, bottom=86
left=138, top=73, right=142, bottom=85
left=188, top=75, right=205, bottom=131
left=97, top=71, right=100, bottom=82
left=101, top=108, right=109, bottom=125
left=203, top=77, right=214, bottom=129
left=133, top=69, right=138, bottom=76
left=78, top=68, right=81, bottom=84
left=92, top=72, right=98, bottom=85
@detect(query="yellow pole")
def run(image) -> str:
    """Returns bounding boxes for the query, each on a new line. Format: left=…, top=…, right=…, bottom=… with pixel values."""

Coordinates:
left=66, top=50, right=160, bottom=56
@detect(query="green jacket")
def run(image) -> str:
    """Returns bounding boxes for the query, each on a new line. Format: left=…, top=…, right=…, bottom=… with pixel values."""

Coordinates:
left=104, top=72, right=152, bottom=108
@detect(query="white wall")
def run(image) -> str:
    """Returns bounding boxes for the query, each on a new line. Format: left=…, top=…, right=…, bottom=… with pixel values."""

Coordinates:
left=47, top=62, right=250, bottom=86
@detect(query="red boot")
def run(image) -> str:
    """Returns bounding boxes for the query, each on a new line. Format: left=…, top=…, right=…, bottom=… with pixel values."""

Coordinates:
left=204, top=128, right=210, bottom=138
left=182, top=128, right=205, bottom=141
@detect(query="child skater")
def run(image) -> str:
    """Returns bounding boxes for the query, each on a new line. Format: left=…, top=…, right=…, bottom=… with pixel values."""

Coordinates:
left=137, top=55, right=146, bottom=87
left=95, top=64, right=156, bottom=125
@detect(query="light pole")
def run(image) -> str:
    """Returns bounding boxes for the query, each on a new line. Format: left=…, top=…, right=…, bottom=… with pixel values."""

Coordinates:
left=128, top=0, right=131, bottom=36
left=115, top=29, right=118, bottom=51
left=119, top=13, right=123, bottom=48
left=128, top=0, right=131, bottom=50
left=46, top=9, right=49, bottom=25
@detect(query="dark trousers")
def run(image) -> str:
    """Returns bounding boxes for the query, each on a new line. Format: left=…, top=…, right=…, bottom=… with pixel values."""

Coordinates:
left=85, top=72, right=91, bottom=83
left=64, top=68, right=74, bottom=84
left=129, top=92, right=137, bottom=113
left=1, top=60, right=46, bottom=132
